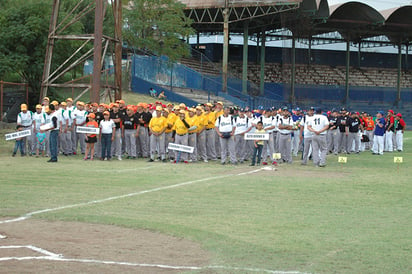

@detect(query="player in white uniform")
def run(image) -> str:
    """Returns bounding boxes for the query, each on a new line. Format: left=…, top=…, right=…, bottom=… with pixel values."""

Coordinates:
left=234, top=109, right=252, bottom=163
left=260, top=110, right=277, bottom=165
left=277, top=107, right=294, bottom=164
left=215, top=106, right=237, bottom=165
left=300, top=107, right=315, bottom=165
left=32, top=104, right=46, bottom=156
left=16, top=104, right=34, bottom=156
left=308, top=108, right=330, bottom=167
left=73, top=102, right=88, bottom=154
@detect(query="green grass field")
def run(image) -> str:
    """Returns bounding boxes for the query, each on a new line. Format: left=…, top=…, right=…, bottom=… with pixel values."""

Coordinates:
left=0, top=127, right=411, bottom=273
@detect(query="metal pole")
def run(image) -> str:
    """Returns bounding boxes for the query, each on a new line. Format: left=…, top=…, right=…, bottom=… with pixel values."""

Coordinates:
left=242, top=21, right=249, bottom=95
left=345, top=40, right=350, bottom=106
left=405, top=44, right=409, bottom=71
left=397, top=43, right=402, bottom=104
left=114, top=0, right=122, bottom=100
left=308, top=37, right=312, bottom=66
left=291, top=36, right=296, bottom=105
left=91, top=0, right=104, bottom=103
left=222, top=6, right=229, bottom=93
left=259, top=29, right=266, bottom=96
left=40, top=0, right=60, bottom=101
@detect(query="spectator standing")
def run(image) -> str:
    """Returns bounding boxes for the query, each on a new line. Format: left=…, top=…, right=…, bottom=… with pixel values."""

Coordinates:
left=99, top=111, right=116, bottom=160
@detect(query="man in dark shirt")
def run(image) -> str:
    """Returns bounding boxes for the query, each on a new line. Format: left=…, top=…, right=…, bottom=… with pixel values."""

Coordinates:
left=135, top=103, right=152, bottom=158
left=327, top=109, right=339, bottom=154
left=336, top=108, right=349, bottom=153
left=345, top=112, right=363, bottom=154
left=122, top=106, right=139, bottom=159
left=110, top=103, right=123, bottom=160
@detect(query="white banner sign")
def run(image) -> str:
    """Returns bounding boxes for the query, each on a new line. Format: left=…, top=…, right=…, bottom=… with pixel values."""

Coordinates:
left=244, top=133, right=269, bottom=140
left=76, top=126, right=100, bottom=134
left=39, top=124, right=53, bottom=131
left=167, top=143, right=194, bottom=153
left=5, top=130, right=31, bottom=141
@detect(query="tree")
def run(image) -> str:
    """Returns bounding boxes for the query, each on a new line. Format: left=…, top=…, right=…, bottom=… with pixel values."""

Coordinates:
left=0, top=0, right=51, bottom=94
left=123, top=0, right=194, bottom=61
left=0, top=0, right=85, bottom=105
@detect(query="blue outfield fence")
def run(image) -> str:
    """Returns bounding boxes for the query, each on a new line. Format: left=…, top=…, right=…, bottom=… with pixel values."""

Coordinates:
left=131, top=54, right=412, bottom=110
left=131, top=55, right=267, bottom=108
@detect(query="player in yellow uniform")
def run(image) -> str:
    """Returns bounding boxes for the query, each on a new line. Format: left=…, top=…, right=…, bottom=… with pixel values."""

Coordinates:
left=161, top=108, right=173, bottom=160
left=214, top=102, right=224, bottom=157
left=172, top=110, right=190, bottom=163
left=195, top=105, right=208, bottom=162
left=186, top=108, right=200, bottom=162
left=204, top=103, right=217, bottom=160
left=148, top=106, right=167, bottom=162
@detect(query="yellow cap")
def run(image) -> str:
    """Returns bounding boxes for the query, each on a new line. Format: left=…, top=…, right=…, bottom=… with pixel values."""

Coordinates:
left=20, top=104, right=28, bottom=111
left=35, top=104, right=42, bottom=109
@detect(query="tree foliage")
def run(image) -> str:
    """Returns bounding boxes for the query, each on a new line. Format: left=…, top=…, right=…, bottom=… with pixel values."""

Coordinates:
left=0, top=0, right=85, bottom=103
left=0, top=0, right=51, bottom=93
left=123, top=0, right=194, bottom=61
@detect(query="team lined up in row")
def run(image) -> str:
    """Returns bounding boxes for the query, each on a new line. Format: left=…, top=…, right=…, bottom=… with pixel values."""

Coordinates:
left=14, top=96, right=406, bottom=165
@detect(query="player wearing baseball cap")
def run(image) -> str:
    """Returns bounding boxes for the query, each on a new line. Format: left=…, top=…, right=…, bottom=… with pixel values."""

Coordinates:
left=148, top=106, right=167, bottom=162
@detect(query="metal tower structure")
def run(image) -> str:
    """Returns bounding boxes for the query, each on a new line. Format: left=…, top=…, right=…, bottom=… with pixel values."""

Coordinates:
left=40, top=0, right=122, bottom=103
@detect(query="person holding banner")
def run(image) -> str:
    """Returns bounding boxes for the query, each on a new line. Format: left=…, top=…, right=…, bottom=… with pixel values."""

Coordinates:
left=250, top=121, right=265, bottom=166
left=84, top=113, right=98, bottom=160
left=172, top=110, right=190, bottom=163
left=12, top=125, right=25, bottom=157
left=99, top=111, right=116, bottom=161
left=16, top=103, right=34, bottom=156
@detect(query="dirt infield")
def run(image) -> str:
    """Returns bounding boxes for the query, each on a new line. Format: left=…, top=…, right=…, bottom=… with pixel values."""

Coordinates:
left=0, top=219, right=211, bottom=273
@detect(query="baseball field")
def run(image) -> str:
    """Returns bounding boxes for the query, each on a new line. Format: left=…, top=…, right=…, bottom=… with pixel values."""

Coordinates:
left=0, top=128, right=410, bottom=273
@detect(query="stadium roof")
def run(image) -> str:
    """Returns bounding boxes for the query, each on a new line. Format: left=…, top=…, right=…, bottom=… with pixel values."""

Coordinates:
left=180, top=0, right=412, bottom=45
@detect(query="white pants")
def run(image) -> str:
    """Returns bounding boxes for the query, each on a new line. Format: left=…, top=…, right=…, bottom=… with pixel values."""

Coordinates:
left=372, top=135, right=384, bottom=155
left=384, top=131, right=393, bottom=152
left=395, top=132, right=403, bottom=151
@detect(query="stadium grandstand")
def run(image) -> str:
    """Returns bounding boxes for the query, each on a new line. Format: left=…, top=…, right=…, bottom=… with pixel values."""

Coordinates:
left=130, top=0, right=412, bottom=124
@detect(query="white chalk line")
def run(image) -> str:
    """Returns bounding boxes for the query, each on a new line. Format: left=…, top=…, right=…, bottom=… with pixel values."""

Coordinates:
left=0, top=245, right=306, bottom=274
left=0, top=168, right=264, bottom=225
left=0, top=168, right=308, bottom=274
